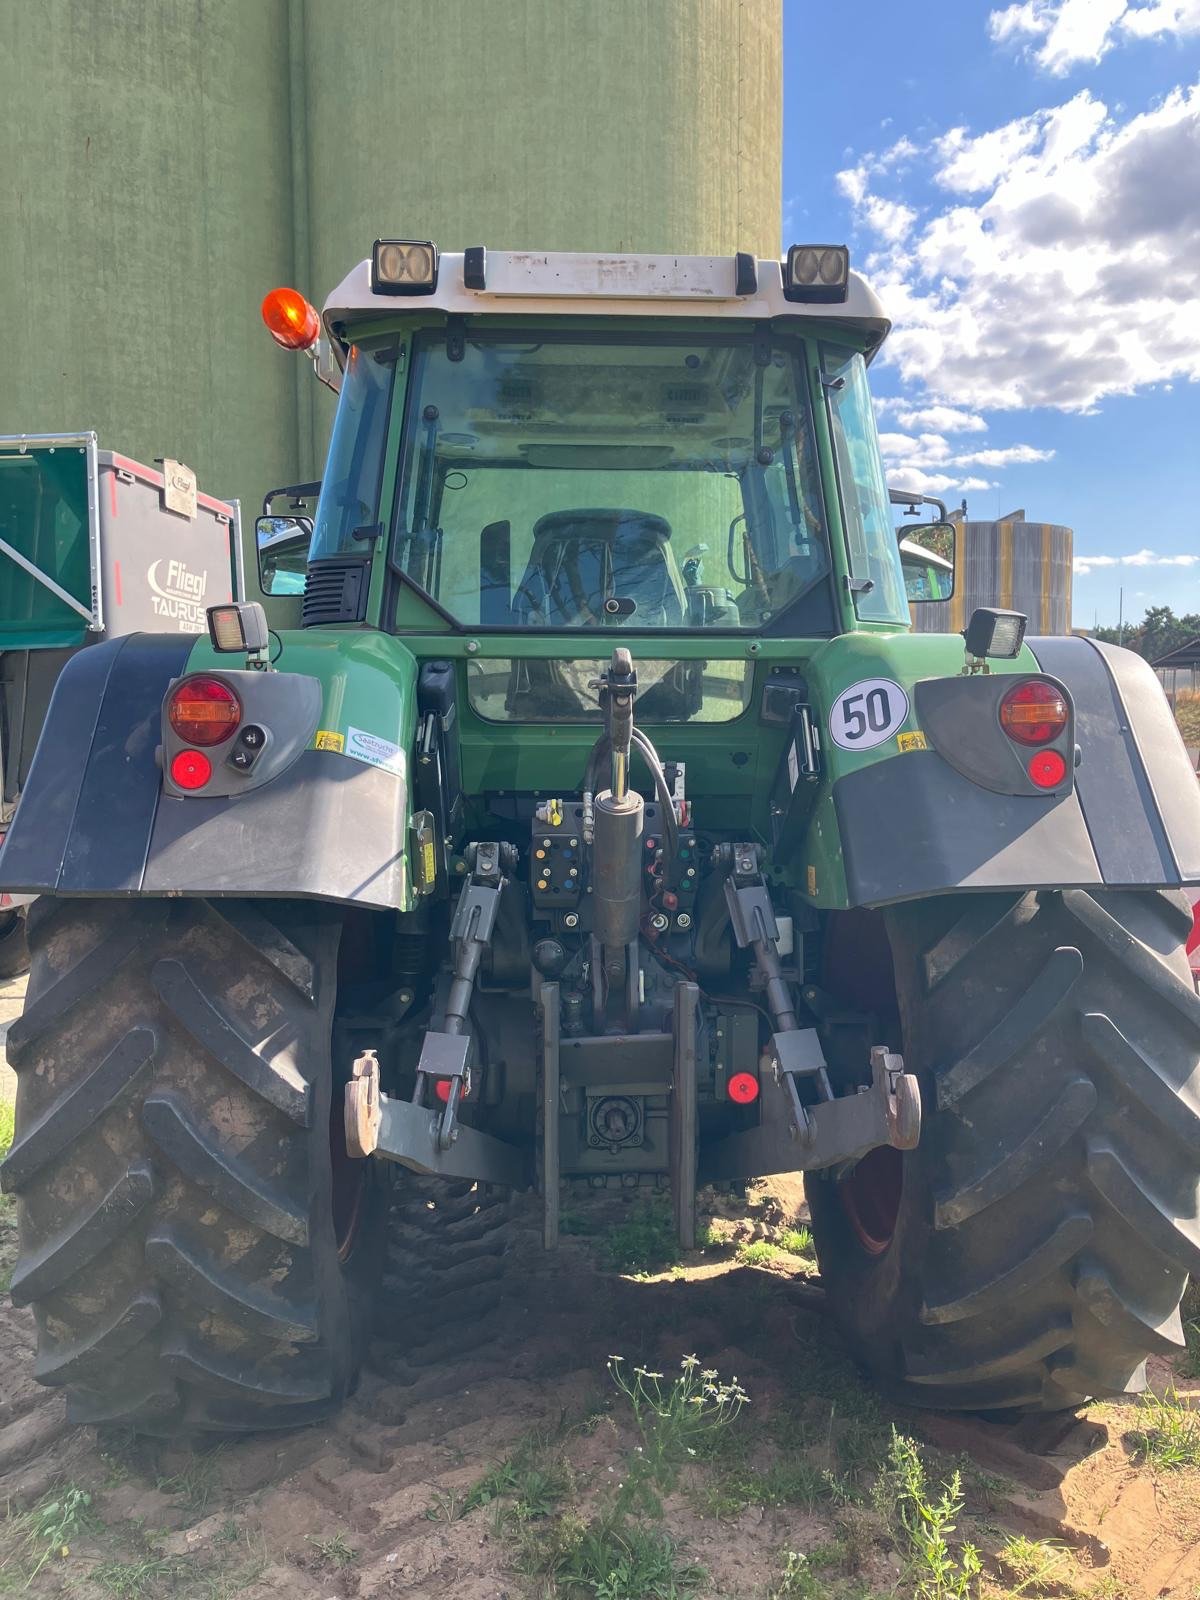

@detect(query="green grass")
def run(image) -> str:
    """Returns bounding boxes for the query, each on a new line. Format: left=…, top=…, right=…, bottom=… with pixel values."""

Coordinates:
left=777, top=1225, right=815, bottom=1258
left=154, top=1448, right=225, bottom=1515
left=0, top=1100, right=13, bottom=1155
left=872, top=1431, right=981, bottom=1600
left=602, top=1202, right=683, bottom=1274
left=307, top=1531, right=357, bottom=1568
left=737, top=1239, right=778, bottom=1265
left=1126, top=1387, right=1200, bottom=1470
left=518, top=1509, right=706, bottom=1600
left=996, top=1534, right=1075, bottom=1596
left=0, top=1485, right=101, bottom=1587
left=89, top=1554, right=193, bottom=1597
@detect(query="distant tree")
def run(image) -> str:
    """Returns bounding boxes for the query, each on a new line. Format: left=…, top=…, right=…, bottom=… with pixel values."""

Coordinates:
left=1091, top=606, right=1200, bottom=660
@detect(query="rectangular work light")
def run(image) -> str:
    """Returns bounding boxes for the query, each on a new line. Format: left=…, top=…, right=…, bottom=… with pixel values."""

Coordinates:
left=783, top=243, right=850, bottom=303
left=963, top=607, right=1028, bottom=661
left=371, top=239, right=439, bottom=295
left=207, top=601, right=270, bottom=655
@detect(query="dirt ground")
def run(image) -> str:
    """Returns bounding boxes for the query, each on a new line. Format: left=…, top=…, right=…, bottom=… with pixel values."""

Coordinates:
left=1, top=973, right=1198, bottom=1600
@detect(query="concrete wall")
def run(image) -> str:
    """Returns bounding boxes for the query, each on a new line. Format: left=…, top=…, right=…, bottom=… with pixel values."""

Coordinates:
left=1, top=0, right=783, bottom=513
left=0, top=1, right=299, bottom=517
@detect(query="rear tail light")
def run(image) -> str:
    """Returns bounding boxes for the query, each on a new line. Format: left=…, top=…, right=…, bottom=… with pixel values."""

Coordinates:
left=999, top=679, right=1068, bottom=746
left=1027, top=749, right=1067, bottom=789
left=727, top=1071, right=760, bottom=1105
left=167, top=677, right=241, bottom=746
left=170, top=749, right=213, bottom=790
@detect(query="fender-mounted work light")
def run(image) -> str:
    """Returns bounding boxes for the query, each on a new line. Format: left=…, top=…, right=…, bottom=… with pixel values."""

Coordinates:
left=783, top=244, right=849, bottom=303
left=963, top=607, right=1027, bottom=661
left=207, top=601, right=270, bottom=655
left=371, top=239, right=439, bottom=295
left=261, top=287, right=321, bottom=350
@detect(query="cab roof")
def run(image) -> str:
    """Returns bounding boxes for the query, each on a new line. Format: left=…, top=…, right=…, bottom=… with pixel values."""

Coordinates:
left=321, top=249, right=891, bottom=351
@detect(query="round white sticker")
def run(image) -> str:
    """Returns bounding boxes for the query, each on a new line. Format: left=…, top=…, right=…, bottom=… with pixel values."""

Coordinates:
left=828, top=678, right=910, bottom=751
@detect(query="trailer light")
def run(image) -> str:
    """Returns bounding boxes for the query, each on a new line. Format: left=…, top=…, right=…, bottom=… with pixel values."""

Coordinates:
left=727, top=1071, right=760, bottom=1105
left=371, top=239, right=439, bottom=295
left=207, top=601, right=270, bottom=655
left=167, top=677, right=241, bottom=746
left=999, top=679, right=1069, bottom=746
left=783, top=244, right=849, bottom=303
left=170, top=749, right=213, bottom=790
left=261, top=287, right=320, bottom=350
left=1027, top=749, right=1068, bottom=789
left=963, top=607, right=1027, bottom=660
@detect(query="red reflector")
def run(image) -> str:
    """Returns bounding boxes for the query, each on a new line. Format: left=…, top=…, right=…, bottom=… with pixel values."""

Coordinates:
left=168, top=676, right=241, bottom=746
left=999, top=679, right=1068, bottom=746
left=1027, top=749, right=1068, bottom=789
left=171, top=749, right=213, bottom=790
left=434, top=1078, right=468, bottom=1104
left=727, top=1071, right=760, bottom=1105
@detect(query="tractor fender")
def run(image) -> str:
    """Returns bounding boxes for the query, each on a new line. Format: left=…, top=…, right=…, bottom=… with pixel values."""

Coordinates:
left=0, top=633, right=410, bottom=910
left=832, top=636, right=1200, bottom=907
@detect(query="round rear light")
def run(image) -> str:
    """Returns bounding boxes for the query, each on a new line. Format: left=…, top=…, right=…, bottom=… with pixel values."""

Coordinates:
left=1028, top=749, right=1068, bottom=789
left=999, top=679, right=1068, bottom=746
left=727, top=1071, right=760, bottom=1105
left=170, top=749, right=213, bottom=790
left=168, top=677, right=241, bottom=746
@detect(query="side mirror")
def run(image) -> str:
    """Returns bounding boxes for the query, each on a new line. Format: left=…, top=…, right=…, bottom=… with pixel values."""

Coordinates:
left=899, top=521, right=956, bottom=602
left=256, top=515, right=313, bottom=596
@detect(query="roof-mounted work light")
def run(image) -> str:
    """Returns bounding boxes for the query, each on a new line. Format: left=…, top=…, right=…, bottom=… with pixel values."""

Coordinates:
left=783, top=244, right=850, bottom=303
left=371, top=239, right=439, bottom=295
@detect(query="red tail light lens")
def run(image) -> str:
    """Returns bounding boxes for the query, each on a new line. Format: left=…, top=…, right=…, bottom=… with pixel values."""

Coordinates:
left=170, top=749, right=213, bottom=790
left=1028, top=749, right=1068, bottom=789
left=168, top=677, right=241, bottom=746
left=999, top=679, right=1068, bottom=746
left=727, top=1071, right=760, bottom=1105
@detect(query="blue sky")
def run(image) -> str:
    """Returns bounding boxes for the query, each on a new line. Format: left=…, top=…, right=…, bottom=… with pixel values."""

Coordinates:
left=783, top=0, right=1200, bottom=628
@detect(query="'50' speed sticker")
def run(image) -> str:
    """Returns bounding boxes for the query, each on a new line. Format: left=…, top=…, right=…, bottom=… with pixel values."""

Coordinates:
left=828, top=678, right=910, bottom=751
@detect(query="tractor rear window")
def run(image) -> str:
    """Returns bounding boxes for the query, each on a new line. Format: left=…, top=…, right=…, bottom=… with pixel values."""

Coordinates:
left=466, top=657, right=753, bottom=723
left=391, top=330, right=831, bottom=633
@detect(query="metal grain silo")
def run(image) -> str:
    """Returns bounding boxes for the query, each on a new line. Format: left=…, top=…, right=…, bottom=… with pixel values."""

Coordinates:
left=911, top=513, right=1074, bottom=636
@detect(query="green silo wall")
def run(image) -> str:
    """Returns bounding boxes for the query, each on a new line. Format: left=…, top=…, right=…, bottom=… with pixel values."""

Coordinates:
left=2, top=0, right=782, bottom=514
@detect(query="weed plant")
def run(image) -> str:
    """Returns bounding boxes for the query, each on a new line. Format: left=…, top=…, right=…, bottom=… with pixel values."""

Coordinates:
left=1126, top=1387, right=1200, bottom=1470
left=873, top=1431, right=981, bottom=1600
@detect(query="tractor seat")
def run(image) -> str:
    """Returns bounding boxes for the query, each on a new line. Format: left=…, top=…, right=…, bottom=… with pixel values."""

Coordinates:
left=513, top=509, right=684, bottom=627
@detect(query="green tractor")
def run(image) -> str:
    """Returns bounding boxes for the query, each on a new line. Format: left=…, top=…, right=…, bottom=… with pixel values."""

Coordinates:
left=2, top=244, right=1197, bottom=1435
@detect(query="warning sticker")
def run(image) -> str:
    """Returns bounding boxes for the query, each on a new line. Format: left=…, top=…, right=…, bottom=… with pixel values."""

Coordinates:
left=896, top=731, right=928, bottom=753
left=347, top=726, right=406, bottom=777
left=314, top=729, right=345, bottom=752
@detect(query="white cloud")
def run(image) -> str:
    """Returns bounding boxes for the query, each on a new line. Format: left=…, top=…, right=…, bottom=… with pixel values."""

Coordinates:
left=838, top=80, right=1200, bottom=413
left=892, top=404, right=988, bottom=432
left=1074, top=548, right=1200, bottom=574
left=988, top=0, right=1200, bottom=73
left=954, top=445, right=1056, bottom=466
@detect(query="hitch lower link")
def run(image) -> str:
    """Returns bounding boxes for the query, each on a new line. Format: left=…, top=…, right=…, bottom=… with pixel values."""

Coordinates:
left=343, top=842, right=526, bottom=1189
left=702, top=845, right=922, bottom=1182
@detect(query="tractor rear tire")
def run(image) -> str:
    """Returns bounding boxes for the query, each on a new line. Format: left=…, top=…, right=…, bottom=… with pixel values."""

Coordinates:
left=0, top=908, right=30, bottom=979
left=1, top=896, right=386, bottom=1434
left=808, top=888, right=1200, bottom=1414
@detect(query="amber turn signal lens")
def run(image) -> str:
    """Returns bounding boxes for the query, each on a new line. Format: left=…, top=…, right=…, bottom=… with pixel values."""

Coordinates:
left=170, top=749, right=213, bottom=790
left=261, top=286, right=320, bottom=350
left=999, top=679, right=1069, bottom=746
left=167, top=676, right=241, bottom=746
